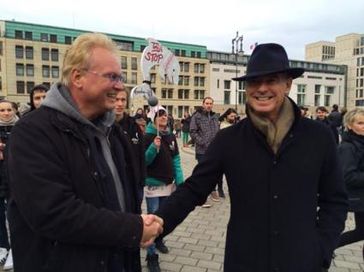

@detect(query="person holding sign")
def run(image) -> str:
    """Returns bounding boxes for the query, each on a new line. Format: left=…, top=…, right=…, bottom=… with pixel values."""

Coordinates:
left=144, top=106, right=184, bottom=272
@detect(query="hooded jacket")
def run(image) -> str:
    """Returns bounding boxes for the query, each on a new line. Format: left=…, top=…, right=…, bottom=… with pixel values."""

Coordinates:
left=7, top=83, right=143, bottom=272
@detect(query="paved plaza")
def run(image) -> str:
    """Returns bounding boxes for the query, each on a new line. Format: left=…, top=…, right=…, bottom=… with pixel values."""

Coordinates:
left=1, top=139, right=363, bottom=271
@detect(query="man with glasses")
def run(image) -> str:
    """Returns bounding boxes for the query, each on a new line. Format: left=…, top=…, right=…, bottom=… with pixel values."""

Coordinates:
left=6, top=33, right=163, bottom=272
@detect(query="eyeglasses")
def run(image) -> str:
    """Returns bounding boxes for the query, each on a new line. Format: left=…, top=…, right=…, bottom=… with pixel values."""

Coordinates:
left=84, top=70, right=124, bottom=83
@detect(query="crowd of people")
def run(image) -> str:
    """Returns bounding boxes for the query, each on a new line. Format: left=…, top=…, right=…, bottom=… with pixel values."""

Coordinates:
left=0, top=33, right=362, bottom=272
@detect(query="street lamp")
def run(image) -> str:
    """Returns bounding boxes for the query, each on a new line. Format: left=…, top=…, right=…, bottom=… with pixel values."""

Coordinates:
left=232, top=31, right=244, bottom=111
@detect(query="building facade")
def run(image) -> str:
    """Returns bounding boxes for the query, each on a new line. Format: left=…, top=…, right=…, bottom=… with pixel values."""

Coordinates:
left=0, top=20, right=209, bottom=118
left=306, top=33, right=364, bottom=110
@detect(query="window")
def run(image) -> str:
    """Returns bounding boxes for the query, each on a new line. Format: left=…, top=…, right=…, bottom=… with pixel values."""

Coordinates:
left=224, top=80, right=231, bottom=89
left=50, top=34, right=57, bottom=43
left=16, top=81, right=25, bottom=94
left=24, top=46, right=33, bottom=60
left=297, top=84, right=306, bottom=106
left=26, top=64, right=34, bottom=76
left=177, top=106, right=189, bottom=118
left=194, top=77, right=205, bottom=87
left=167, top=89, right=173, bottom=99
left=217, top=79, right=219, bottom=88
left=194, top=90, right=205, bottom=100
left=194, top=63, right=205, bottom=73
left=15, top=45, right=24, bottom=58
left=181, top=50, right=186, bottom=57
left=131, top=72, right=137, bottom=84
left=180, top=62, right=190, bottom=72
left=238, top=91, right=246, bottom=104
left=0, top=42, right=2, bottom=56
left=162, top=88, right=167, bottom=99
left=26, top=81, right=35, bottom=93
left=150, top=74, right=156, bottom=84
left=42, top=65, right=50, bottom=78
left=224, top=91, right=231, bottom=104
left=315, top=85, right=321, bottom=94
left=314, top=94, right=321, bottom=106
left=178, top=76, right=183, bottom=86
left=0, top=76, right=2, bottom=91
left=178, top=89, right=189, bottom=99
left=121, top=72, right=127, bottom=83
left=65, top=36, right=72, bottom=44
left=15, top=30, right=23, bottom=39
left=41, top=33, right=48, bottom=42
left=183, top=76, right=189, bottom=86
left=121, top=56, right=127, bottom=69
left=42, top=82, right=51, bottom=89
left=25, top=31, right=33, bottom=40
left=16, top=63, right=24, bottom=76
left=51, top=49, right=59, bottom=61
left=114, top=40, right=133, bottom=51
left=51, top=66, right=59, bottom=78
left=42, top=48, right=49, bottom=61
left=131, top=57, right=138, bottom=70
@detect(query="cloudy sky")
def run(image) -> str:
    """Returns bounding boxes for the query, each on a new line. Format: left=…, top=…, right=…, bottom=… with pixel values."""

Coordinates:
left=2, top=0, right=363, bottom=60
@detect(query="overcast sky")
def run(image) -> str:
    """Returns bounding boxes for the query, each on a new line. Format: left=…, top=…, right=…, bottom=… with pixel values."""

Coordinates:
left=2, top=0, right=363, bottom=60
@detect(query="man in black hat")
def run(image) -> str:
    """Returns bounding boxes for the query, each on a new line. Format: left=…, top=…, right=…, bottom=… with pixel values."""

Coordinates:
left=155, top=43, right=348, bottom=272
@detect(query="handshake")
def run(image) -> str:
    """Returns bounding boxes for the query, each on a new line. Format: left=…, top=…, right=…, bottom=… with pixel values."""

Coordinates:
left=140, top=214, right=164, bottom=248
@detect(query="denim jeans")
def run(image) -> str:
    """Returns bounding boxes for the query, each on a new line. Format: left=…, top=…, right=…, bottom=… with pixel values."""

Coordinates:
left=145, top=196, right=167, bottom=255
left=0, top=198, right=9, bottom=249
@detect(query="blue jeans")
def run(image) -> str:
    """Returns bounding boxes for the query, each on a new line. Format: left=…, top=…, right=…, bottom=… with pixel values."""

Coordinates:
left=145, top=196, right=167, bottom=255
left=0, top=199, right=9, bottom=249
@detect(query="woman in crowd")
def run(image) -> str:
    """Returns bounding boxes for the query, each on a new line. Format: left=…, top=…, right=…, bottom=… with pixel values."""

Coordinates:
left=144, top=106, right=184, bottom=272
left=219, top=108, right=238, bottom=129
left=337, top=108, right=364, bottom=259
left=0, top=100, right=19, bottom=266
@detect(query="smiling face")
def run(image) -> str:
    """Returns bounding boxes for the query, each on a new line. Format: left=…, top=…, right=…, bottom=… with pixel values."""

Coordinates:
left=71, top=47, right=123, bottom=119
left=246, top=73, right=292, bottom=122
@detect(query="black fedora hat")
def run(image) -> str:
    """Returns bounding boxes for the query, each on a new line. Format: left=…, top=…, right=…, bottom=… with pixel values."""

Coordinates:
left=233, top=43, right=304, bottom=81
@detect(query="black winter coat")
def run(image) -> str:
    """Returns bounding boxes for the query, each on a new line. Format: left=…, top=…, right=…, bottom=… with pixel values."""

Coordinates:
left=7, top=107, right=143, bottom=272
left=338, top=131, right=364, bottom=211
left=157, top=102, right=348, bottom=272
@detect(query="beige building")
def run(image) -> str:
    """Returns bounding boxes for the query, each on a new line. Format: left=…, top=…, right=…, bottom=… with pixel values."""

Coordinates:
left=306, top=33, right=364, bottom=109
left=0, top=20, right=209, bottom=118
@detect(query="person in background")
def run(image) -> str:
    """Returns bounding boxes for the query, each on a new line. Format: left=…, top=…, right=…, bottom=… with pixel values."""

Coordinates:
left=144, top=106, right=184, bottom=272
left=0, top=100, right=18, bottom=268
left=22, top=84, right=49, bottom=116
left=181, top=112, right=191, bottom=147
left=6, top=33, right=163, bottom=272
left=155, top=43, right=347, bottom=272
left=190, top=97, right=220, bottom=205
left=316, top=106, right=339, bottom=144
left=337, top=108, right=364, bottom=260
left=114, top=87, right=145, bottom=207
left=219, top=108, right=238, bottom=129
left=328, top=104, right=343, bottom=133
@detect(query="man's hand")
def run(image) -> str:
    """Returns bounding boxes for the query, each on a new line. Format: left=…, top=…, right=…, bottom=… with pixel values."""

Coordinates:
left=140, top=214, right=164, bottom=248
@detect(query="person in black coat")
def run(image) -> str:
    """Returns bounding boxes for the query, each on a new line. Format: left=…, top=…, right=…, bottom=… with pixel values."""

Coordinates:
left=315, top=106, right=339, bottom=144
left=114, top=88, right=145, bottom=207
left=6, top=33, right=163, bottom=272
left=155, top=43, right=348, bottom=272
left=337, top=108, right=364, bottom=259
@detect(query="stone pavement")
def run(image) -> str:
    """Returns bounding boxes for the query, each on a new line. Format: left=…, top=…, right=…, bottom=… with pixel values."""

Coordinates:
left=140, top=138, right=364, bottom=272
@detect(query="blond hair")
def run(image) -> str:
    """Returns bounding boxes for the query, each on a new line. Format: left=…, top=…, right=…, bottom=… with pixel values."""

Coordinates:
left=61, top=32, right=119, bottom=86
left=344, top=108, right=364, bottom=130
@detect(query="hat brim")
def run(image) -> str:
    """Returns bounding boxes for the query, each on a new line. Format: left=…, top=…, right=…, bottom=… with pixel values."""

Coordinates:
left=232, top=68, right=305, bottom=81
